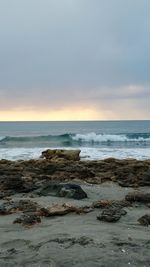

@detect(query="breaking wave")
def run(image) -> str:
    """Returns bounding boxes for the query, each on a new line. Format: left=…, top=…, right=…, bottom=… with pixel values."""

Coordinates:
left=0, top=136, right=5, bottom=141
left=72, top=132, right=150, bottom=142
left=0, top=132, right=150, bottom=148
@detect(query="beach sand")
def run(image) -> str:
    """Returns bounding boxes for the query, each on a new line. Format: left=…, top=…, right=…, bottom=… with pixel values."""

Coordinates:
left=0, top=182, right=149, bottom=267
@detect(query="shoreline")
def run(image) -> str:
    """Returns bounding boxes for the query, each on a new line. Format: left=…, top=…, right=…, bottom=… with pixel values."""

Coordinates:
left=0, top=146, right=150, bottom=163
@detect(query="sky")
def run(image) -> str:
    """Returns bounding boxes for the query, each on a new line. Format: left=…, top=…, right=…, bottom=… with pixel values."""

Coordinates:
left=0, top=0, right=150, bottom=121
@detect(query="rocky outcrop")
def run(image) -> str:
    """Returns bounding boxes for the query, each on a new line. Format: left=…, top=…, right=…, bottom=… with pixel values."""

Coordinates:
left=41, top=149, right=81, bottom=161
left=125, top=192, right=150, bottom=203
left=0, top=175, right=26, bottom=193
left=0, top=152, right=150, bottom=198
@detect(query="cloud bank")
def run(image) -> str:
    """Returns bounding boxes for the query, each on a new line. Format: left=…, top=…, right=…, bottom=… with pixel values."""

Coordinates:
left=0, top=0, right=150, bottom=120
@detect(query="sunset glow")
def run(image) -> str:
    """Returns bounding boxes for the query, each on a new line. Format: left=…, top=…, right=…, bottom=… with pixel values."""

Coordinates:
left=0, top=107, right=106, bottom=121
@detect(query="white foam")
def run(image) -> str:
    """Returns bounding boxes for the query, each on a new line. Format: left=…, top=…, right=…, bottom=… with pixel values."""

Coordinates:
left=80, top=147, right=150, bottom=160
left=0, top=147, right=150, bottom=161
left=0, top=148, right=44, bottom=161
left=72, top=132, right=150, bottom=142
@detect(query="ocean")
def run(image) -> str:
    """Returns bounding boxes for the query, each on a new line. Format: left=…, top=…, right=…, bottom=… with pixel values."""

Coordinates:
left=0, top=120, right=150, bottom=161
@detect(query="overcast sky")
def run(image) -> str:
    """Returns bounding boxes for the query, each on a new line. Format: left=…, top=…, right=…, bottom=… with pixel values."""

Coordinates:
left=0, top=0, right=150, bottom=120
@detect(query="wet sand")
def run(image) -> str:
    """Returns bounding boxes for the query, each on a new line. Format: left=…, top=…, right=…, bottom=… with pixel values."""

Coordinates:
left=0, top=182, right=149, bottom=267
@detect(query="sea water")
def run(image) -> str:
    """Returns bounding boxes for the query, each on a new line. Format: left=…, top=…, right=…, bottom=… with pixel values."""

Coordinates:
left=0, top=121, right=150, bottom=160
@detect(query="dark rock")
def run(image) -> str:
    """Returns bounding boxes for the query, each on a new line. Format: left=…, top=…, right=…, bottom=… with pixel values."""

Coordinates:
left=17, top=199, right=40, bottom=212
left=77, top=168, right=95, bottom=178
left=13, top=213, right=41, bottom=226
left=93, top=199, right=131, bottom=209
left=125, top=192, right=150, bottom=203
left=0, top=200, right=39, bottom=215
left=138, top=214, right=150, bottom=226
left=97, top=207, right=127, bottom=222
left=58, top=184, right=87, bottom=199
left=0, top=191, right=11, bottom=199
left=113, top=160, right=150, bottom=187
left=38, top=183, right=88, bottom=200
left=0, top=202, right=13, bottom=215
left=0, top=176, right=25, bottom=192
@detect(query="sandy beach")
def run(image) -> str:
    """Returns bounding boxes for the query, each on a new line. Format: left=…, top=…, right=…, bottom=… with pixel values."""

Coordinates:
left=0, top=150, right=150, bottom=266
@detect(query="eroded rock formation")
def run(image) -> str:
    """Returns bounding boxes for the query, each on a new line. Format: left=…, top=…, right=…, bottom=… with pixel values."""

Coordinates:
left=0, top=150, right=149, bottom=199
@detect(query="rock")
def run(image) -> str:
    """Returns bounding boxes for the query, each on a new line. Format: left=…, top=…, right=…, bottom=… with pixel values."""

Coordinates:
left=125, top=192, right=150, bottom=203
left=3, top=197, right=12, bottom=201
left=97, top=207, right=127, bottom=222
left=41, top=149, right=81, bottom=161
left=38, top=183, right=88, bottom=200
left=138, top=214, right=150, bottom=226
left=0, top=192, right=11, bottom=199
left=113, top=160, right=150, bottom=187
left=58, top=184, right=87, bottom=199
left=39, top=204, right=72, bottom=217
left=39, top=203, right=92, bottom=217
left=0, top=156, right=150, bottom=192
left=13, top=213, right=41, bottom=226
left=93, top=199, right=130, bottom=209
left=0, top=176, right=25, bottom=192
left=0, top=200, right=40, bottom=215
left=0, top=197, right=92, bottom=220
left=17, top=199, right=40, bottom=212
left=0, top=202, right=14, bottom=215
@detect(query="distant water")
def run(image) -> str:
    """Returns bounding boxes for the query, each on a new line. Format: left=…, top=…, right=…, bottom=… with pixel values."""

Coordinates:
left=0, top=121, right=150, bottom=160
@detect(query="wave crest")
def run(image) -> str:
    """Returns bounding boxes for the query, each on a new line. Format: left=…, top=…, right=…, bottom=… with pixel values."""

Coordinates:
left=0, top=136, right=6, bottom=141
left=0, top=132, right=150, bottom=148
left=72, top=132, right=150, bottom=142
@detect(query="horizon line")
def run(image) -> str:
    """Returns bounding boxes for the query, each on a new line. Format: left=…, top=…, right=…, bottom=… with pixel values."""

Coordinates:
left=0, top=119, right=150, bottom=123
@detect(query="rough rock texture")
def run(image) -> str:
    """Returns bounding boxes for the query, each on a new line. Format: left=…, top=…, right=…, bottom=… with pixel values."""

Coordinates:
left=0, top=153, right=150, bottom=203
left=38, top=183, right=88, bottom=199
left=97, top=207, right=127, bottom=222
left=0, top=153, right=150, bottom=199
left=138, top=214, right=150, bottom=226
left=0, top=200, right=40, bottom=215
left=93, top=199, right=131, bottom=209
left=39, top=203, right=92, bottom=217
left=41, top=149, right=81, bottom=161
left=125, top=192, right=150, bottom=203
left=0, top=192, right=11, bottom=199
left=0, top=199, right=93, bottom=227
left=13, top=213, right=41, bottom=226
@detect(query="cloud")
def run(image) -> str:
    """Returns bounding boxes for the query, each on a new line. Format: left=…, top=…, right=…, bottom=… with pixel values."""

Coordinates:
left=0, top=0, right=150, bottom=119
left=0, top=84, right=149, bottom=121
